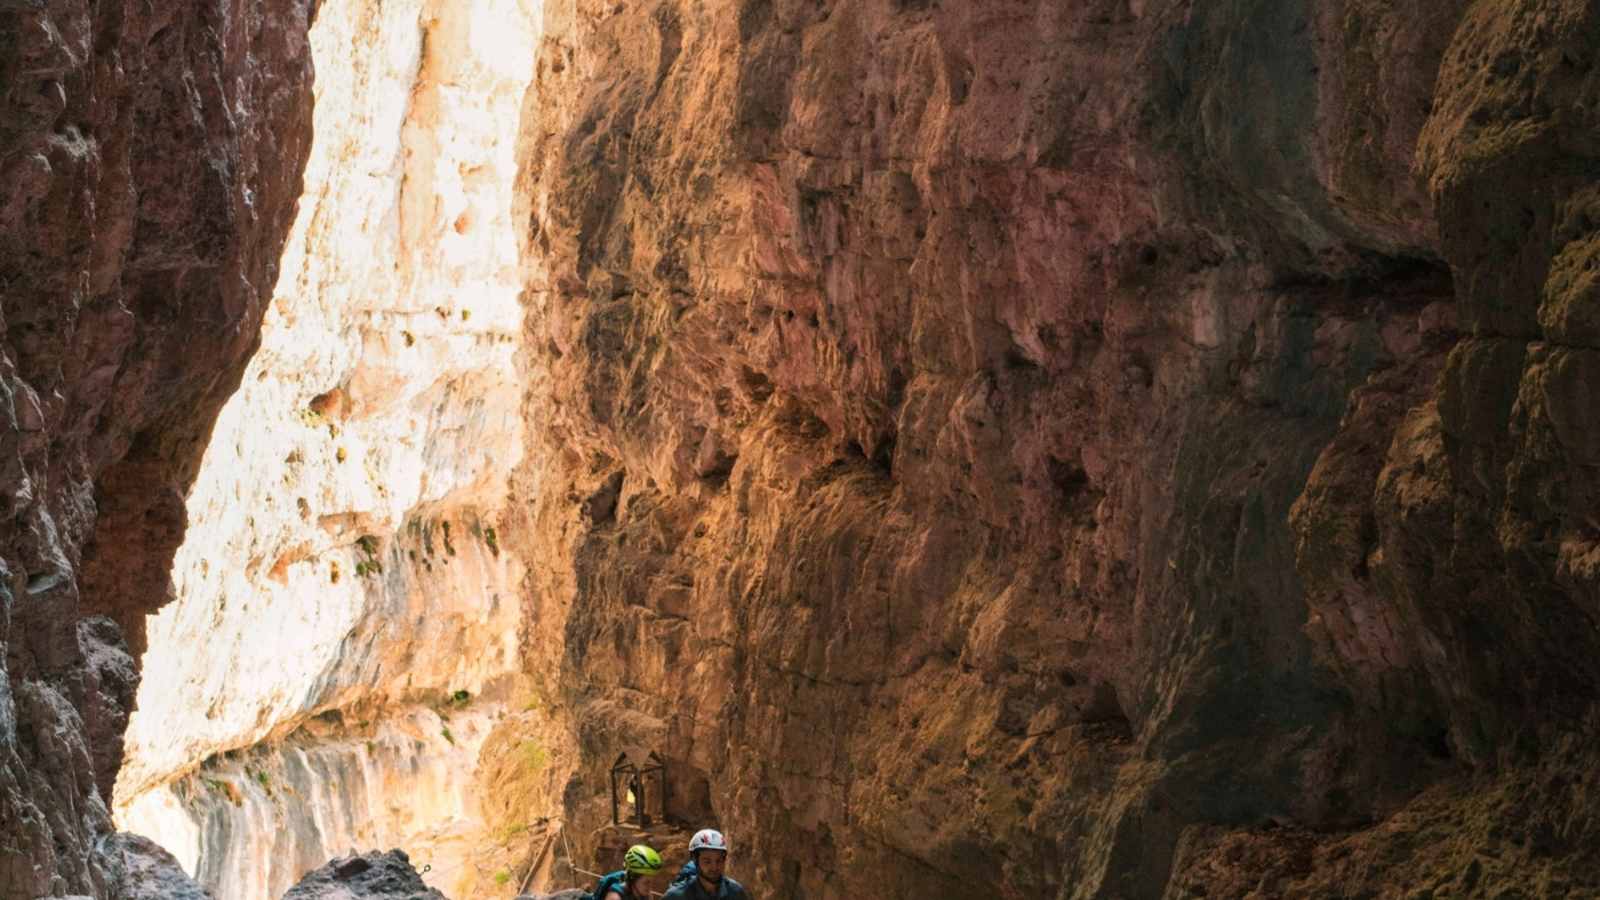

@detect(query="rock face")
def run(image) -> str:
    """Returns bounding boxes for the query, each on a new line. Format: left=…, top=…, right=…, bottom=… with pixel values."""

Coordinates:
left=99, top=833, right=214, bottom=900
left=513, top=0, right=1600, bottom=897
left=110, top=1, right=541, bottom=898
left=121, top=707, right=504, bottom=899
left=280, top=850, right=443, bottom=900
left=0, top=0, right=313, bottom=897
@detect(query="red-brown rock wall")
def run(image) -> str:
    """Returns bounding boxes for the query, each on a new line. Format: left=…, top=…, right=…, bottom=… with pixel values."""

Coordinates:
left=516, top=1, right=1600, bottom=897
left=0, top=1, right=313, bottom=896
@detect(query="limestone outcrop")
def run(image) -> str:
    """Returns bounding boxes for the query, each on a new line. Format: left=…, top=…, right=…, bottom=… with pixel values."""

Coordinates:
left=280, top=851, right=443, bottom=900
left=99, top=833, right=214, bottom=900
left=110, top=1, right=541, bottom=898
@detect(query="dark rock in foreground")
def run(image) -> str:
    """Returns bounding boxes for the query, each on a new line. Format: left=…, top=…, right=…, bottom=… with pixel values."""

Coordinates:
left=281, top=851, right=445, bottom=900
left=101, top=833, right=212, bottom=900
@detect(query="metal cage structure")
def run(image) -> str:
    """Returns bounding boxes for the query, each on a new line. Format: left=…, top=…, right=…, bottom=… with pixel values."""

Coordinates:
left=609, top=751, right=667, bottom=828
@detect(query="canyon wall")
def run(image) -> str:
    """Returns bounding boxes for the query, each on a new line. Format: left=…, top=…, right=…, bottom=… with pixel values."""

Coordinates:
left=110, top=1, right=543, bottom=898
left=0, top=1, right=314, bottom=897
left=515, top=0, right=1600, bottom=897
left=6, top=1, right=1600, bottom=899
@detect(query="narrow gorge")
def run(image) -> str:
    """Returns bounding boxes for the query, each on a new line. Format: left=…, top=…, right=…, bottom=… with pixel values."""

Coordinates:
left=111, top=2, right=538, bottom=896
left=3, top=1, right=1600, bottom=899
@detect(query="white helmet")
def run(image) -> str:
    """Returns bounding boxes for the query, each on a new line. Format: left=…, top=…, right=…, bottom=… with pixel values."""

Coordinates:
left=689, top=829, right=727, bottom=854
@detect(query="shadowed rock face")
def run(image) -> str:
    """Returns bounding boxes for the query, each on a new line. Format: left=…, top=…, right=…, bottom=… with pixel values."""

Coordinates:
left=0, top=0, right=313, bottom=897
left=99, top=833, right=214, bottom=900
left=514, top=0, right=1600, bottom=897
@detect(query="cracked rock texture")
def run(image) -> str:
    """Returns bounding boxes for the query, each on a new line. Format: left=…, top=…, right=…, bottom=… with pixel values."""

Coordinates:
left=280, top=850, right=443, bottom=900
left=99, top=833, right=214, bottom=900
left=110, top=0, right=541, bottom=898
left=0, top=0, right=312, bottom=897
left=514, top=0, right=1600, bottom=897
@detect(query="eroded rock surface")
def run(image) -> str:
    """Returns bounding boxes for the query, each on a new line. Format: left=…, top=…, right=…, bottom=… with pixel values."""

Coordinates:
left=280, top=851, right=443, bottom=900
left=99, top=833, right=214, bottom=900
left=111, top=1, right=541, bottom=898
left=0, top=0, right=313, bottom=897
left=513, top=0, right=1600, bottom=897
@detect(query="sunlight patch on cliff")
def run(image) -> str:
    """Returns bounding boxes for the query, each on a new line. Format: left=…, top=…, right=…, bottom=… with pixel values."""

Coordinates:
left=112, top=0, right=543, bottom=897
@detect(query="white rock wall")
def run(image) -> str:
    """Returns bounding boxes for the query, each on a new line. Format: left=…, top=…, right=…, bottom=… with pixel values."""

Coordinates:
left=112, top=0, right=545, bottom=896
left=120, top=706, right=504, bottom=899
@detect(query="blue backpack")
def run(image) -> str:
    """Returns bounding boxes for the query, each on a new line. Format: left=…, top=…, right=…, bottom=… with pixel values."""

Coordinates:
left=670, top=859, right=698, bottom=888
left=588, top=870, right=628, bottom=900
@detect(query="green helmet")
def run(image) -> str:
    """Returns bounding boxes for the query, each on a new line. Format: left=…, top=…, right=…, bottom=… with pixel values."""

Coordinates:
left=624, top=844, right=663, bottom=876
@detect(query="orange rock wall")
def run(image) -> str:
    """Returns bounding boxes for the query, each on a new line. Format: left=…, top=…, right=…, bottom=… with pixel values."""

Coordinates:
left=514, top=1, right=1600, bottom=896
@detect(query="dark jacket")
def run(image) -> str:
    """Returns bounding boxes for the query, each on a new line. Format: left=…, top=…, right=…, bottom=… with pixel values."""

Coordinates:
left=661, top=874, right=751, bottom=900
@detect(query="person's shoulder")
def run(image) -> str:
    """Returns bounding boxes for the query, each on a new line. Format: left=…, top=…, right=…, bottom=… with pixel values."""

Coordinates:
left=722, top=878, right=751, bottom=898
left=659, top=884, right=691, bottom=900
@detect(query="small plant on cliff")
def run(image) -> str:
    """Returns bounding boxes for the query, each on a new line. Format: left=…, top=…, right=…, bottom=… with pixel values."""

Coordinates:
left=494, top=870, right=511, bottom=886
left=441, top=725, right=455, bottom=745
left=448, top=689, right=471, bottom=707
left=297, top=409, right=338, bottom=438
left=353, top=535, right=382, bottom=578
left=484, top=526, right=499, bottom=556
left=520, top=740, right=547, bottom=774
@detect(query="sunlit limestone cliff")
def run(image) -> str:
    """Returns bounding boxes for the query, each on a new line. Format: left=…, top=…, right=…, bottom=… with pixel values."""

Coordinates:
left=111, top=1, right=540, bottom=897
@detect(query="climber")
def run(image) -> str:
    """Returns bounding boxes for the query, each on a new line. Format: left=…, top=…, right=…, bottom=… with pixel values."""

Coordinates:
left=589, top=844, right=665, bottom=900
left=662, top=829, right=751, bottom=900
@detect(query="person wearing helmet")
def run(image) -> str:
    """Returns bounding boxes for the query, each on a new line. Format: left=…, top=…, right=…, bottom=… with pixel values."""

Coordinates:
left=662, top=829, right=750, bottom=900
left=590, top=844, right=665, bottom=900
